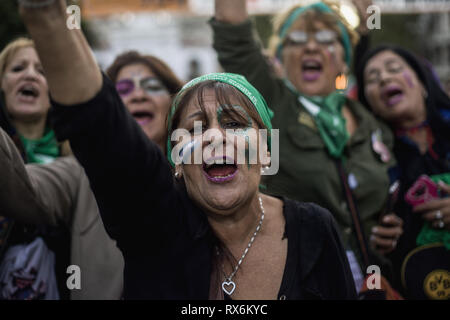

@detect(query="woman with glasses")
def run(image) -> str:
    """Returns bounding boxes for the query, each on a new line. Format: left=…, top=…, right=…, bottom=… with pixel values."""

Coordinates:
left=211, top=0, right=403, bottom=294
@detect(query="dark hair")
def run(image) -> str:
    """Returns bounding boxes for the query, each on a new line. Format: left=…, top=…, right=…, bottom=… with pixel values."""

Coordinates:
left=106, top=50, right=183, bottom=95
left=355, top=44, right=450, bottom=135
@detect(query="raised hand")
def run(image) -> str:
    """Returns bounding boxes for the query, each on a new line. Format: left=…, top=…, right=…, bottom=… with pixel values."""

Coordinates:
left=351, top=0, right=373, bottom=35
left=18, top=0, right=101, bottom=105
left=215, top=0, right=248, bottom=24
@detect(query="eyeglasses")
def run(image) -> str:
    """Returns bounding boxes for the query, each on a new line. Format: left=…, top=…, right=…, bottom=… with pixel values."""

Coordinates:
left=115, top=77, right=168, bottom=97
left=365, top=61, right=404, bottom=85
left=285, top=30, right=338, bottom=46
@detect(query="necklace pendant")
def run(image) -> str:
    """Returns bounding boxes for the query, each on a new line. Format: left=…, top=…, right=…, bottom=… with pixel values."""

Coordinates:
left=222, top=279, right=236, bottom=296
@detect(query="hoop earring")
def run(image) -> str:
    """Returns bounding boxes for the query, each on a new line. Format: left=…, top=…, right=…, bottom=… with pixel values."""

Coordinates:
left=335, top=72, right=348, bottom=90
left=174, top=171, right=182, bottom=179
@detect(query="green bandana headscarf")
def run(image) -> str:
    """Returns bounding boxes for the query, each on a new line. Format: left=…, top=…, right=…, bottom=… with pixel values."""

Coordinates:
left=20, top=128, right=59, bottom=164
left=276, top=2, right=353, bottom=66
left=285, top=79, right=349, bottom=158
left=167, top=73, right=274, bottom=167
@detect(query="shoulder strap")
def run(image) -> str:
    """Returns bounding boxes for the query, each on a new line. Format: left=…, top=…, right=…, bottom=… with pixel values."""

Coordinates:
left=335, top=160, right=371, bottom=269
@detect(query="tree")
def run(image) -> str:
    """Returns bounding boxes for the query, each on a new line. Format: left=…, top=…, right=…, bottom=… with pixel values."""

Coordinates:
left=0, top=0, right=99, bottom=51
left=0, top=0, right=27, bottom=51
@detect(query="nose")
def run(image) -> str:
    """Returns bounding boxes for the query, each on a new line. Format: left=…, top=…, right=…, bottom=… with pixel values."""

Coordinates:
left=23, top=65, right=39, bottom=81
left=129, top=87, right=151, bottom=103
left=304, top=37, right=320, bottom=52
left=379, top=68, right=393, bottom=85
left=202, top=119, right=227, bottom=146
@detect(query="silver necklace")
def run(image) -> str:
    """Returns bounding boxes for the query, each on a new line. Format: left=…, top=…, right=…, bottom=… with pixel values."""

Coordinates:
left=216, top=196, right=265, bottom=296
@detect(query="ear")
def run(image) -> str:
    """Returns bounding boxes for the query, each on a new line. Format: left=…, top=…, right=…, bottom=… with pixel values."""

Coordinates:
left=174, top=164, right=183, bottom=179
left=419, top=83, right=428, bottom=99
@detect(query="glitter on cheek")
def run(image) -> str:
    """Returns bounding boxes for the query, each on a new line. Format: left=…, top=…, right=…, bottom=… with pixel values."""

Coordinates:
left=403, top=71, right=414, bottom=88
left=326, top=45, right=338, bottom=74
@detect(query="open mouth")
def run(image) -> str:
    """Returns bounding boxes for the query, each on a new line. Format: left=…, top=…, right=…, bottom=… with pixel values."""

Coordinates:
left=17, top=84, right=39, bottom=102
left=202, top=156, right=238, bottom=183
left=131, top=111, right=154, bottom=125
left=301, top=59, right=323, bottom=81
left=381, top=85, right=404, bottom=107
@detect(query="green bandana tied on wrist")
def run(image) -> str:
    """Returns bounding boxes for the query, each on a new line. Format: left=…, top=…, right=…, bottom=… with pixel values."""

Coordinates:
left=285, top=79, right=349, bottom=159
left=167, top=73, right=274, bottom=167
left=20, top=128, right=60, bottom=164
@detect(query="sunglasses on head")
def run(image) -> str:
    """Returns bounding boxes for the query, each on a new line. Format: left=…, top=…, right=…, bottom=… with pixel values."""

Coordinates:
left=115, top=77, right=167, bottom=97
left=286, top=29, right=338, bottom=46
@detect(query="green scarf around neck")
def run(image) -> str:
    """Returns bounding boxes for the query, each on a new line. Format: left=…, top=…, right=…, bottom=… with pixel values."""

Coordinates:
left=285, top=80, right=349, bottom=158
left=20, top=128, right=60, bottom=164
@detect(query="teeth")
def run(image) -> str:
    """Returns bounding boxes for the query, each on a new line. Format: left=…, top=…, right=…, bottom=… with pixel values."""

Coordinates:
left=212, top=174, right=233, bottom=178
left=303, top=61, right=320, bottom=68
left=205, top=159, right=234, bottom=168
left=20, top=85, right=37, bottom=96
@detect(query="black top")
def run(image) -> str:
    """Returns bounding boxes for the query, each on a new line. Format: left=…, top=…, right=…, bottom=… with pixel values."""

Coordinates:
left=390, top=129, right=450, bottom=296
left=355, top=44, right=450, bottom=298
left=49, top=74, right=356, bottom=300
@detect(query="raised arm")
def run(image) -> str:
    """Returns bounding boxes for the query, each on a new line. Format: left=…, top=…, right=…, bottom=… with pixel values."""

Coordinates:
left=18, top=1, right=182, bottom=248
left=211, top=0, right=283, bottom=108
left=215, top=0, right=248, bottom=24
left=19, top=0, right=101, bottom=105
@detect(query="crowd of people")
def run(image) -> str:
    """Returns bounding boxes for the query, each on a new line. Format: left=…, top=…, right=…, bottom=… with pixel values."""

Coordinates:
left=0, top=0, right=448, bottom=300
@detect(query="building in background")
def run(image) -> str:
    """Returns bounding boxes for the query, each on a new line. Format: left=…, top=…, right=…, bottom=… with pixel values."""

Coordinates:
left=78, top=0, right=450, bottom=83
left=80, top=0, right=217, bottom=81
left=89, top=12, right=217, bottom=81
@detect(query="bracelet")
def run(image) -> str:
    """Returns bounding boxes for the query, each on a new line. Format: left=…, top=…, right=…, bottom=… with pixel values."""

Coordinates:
left=18, top=0, right=57, bottom=9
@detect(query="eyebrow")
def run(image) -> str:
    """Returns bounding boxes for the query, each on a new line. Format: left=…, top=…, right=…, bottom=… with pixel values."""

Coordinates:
left=10, top=60, right=43, bottom=69
left=366, top=57, right=403, bottom=75
left=384, top=58, right=400, bottom=65
left=141, top=76, right=159, bottom=82
left=187, top=111, right=204, bottom=119
left=385, top=59, right=402, bottom=69
left=365, top=68, right=379, bottom=77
